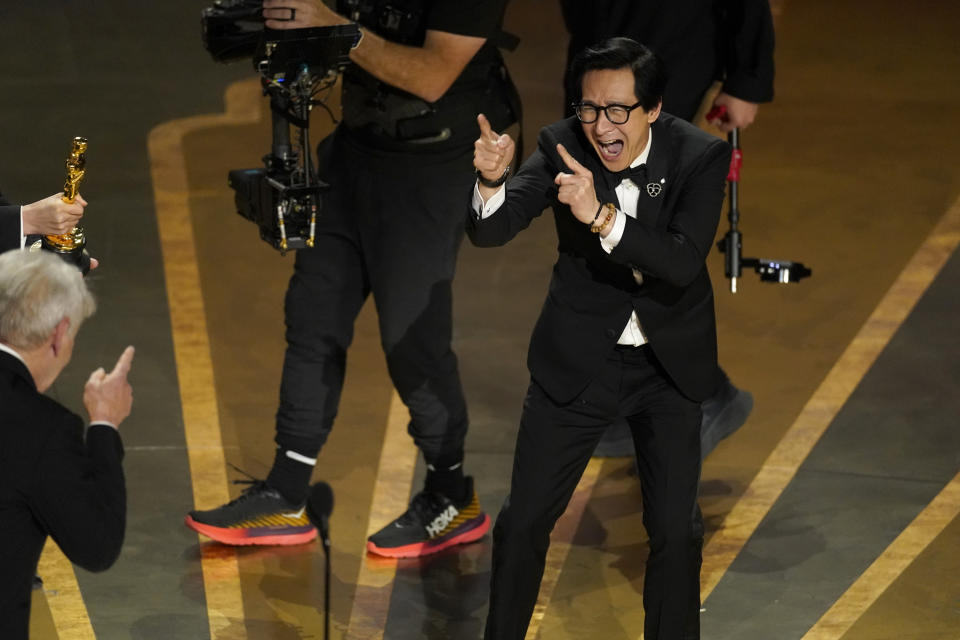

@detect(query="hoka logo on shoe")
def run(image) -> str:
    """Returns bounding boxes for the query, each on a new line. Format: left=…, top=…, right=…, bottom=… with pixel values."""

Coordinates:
left=426, top=505, right=459, bottom=537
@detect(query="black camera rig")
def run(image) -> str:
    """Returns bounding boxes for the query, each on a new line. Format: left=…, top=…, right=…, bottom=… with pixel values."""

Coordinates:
left=202, top=0, right=359, bottom=252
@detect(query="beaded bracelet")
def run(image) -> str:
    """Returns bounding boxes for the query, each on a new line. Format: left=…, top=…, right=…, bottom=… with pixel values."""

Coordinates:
left=590, top=203, right=616, bottom=234
left=589, top=203, right=604, bottom=226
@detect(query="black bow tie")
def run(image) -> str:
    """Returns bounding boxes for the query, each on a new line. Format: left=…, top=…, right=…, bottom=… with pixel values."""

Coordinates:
left=608, top=162, right=646, bottom=186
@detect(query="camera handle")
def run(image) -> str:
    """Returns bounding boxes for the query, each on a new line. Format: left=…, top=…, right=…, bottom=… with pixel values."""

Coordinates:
left=261, top=66, right=324, bottom=251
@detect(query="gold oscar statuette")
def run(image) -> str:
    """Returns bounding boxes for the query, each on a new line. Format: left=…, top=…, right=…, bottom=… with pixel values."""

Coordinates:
left=41, top=136, right=91, bottom=273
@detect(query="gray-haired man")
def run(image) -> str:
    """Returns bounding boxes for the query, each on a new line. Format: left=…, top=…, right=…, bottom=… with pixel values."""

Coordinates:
left=0, top=250, right=134, bottom=639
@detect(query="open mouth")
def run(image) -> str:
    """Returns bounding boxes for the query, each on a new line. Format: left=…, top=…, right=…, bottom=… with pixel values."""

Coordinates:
left=597, top=139, right=624, bottom=162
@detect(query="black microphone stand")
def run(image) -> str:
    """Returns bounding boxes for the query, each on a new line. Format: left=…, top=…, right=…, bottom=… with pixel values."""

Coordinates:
left=321, top=518, right=330, bottom=640
left=308, top=483, right=334, bottom=640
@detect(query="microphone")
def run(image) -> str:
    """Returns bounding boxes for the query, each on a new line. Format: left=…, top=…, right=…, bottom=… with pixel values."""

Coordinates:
left=306, top=481, right=334, bottom=547
left=306, top=482, right=334, bottom=640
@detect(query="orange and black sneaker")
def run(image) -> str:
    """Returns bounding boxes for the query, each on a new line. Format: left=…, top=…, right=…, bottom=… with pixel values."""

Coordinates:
left=185, top=481, right=317, bottom=546
left=366, top=476, right=490, bottom=558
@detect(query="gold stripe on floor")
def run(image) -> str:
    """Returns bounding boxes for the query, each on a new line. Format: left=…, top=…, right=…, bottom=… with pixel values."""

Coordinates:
left=701, top=192, right=960, bottom=601
left=526, top=458, right=604, bottom=640
left=149, top=80, right=263, bottom=637
left=802, top=470, right=960, bottom=639
left=37, top=539, right=95, bottom=639
left=346, top=391, right=419, bottom=638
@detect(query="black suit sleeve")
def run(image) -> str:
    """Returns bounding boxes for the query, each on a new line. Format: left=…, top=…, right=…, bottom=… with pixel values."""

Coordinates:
left=609, top=138, right=730, bottom=287
left=720, top=0, right=776, bottom=103
left=32, top=418, right=126, bottom=572
left=0, top=189, right=22, bottom=252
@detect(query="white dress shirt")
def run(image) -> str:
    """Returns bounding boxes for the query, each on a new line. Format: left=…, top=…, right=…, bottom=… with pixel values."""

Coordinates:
left=19, top=208, right=26, bottom=249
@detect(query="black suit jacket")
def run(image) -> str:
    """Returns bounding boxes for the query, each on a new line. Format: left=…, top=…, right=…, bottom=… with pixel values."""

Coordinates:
left=467, top=114, right=730, bottom=403
left=0, top=189, right=22, bottom=252
left=0, top=351, right=126, bottom=639
left=561, top=0, right=775, bottom=120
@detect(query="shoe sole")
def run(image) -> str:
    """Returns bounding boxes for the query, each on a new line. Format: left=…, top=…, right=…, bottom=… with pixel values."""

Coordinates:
left=184, top=515, right=317, bottom=546
left=366, top=513, right=491, bottom=558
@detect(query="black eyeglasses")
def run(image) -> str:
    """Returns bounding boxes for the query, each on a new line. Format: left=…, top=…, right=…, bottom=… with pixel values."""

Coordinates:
left=573, top=101, right=644, bottom=125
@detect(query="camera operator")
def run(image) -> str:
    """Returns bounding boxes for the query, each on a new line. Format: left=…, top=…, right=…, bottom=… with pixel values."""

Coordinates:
left=186, top=0, right=518, bottom=557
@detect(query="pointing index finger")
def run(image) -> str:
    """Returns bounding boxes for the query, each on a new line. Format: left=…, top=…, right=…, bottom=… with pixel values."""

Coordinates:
left=110, top=346, right=135, bottom=378
left=477, top=113, right=497, bottom=142
left=556, top=143, right=588, bottom=176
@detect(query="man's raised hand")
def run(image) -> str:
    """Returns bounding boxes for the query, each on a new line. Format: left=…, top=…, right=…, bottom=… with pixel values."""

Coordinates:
left=555, top=144, right=599, bottom=224
left=707, top=92, right=759, bottom=132
left=474, top=114, right=514, bottom=185
left=83, top=346, right=135, bottom=428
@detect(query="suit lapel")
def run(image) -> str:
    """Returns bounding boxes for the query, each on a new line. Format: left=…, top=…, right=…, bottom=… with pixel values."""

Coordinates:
left=639, top=118, right=670, bottom=229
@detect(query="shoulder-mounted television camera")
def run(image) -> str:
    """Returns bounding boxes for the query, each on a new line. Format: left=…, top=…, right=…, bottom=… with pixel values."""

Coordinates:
left=201, top=0, right=359, bottom=252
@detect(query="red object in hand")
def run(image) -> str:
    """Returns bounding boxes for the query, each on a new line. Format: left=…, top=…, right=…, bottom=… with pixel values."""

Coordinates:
left=706, top=105, right=727, bottom=122
left=706, top=105, right=741, bottom=182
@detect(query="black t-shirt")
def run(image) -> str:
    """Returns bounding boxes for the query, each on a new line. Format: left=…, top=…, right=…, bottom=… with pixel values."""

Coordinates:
left=337, top=0, right=514, bottom=150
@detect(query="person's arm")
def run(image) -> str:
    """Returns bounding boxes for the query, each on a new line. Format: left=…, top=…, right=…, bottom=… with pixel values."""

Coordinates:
left=0, top=188, right=87, bottom=251
left=467, top=121, right=554, bottom=248
left=610, top=139, right=731, bottom=287
left=32, top=346, right=134, bottom=572
left=82, top=346, right=134, bottom=426
left=707, top=0, right=775, bottom=131
left=708, top=92, right=760, bottom=131
left=21, top=193, right=86, bottom=236
left=262, top=0, right=486, bottom=103
left=720, top=0, right=775, bottom=101
left=33, top=411, right=126, bottom=572
left=0, top=191, right=20, bottom=251
left=474, top=113, right=515, bottom=204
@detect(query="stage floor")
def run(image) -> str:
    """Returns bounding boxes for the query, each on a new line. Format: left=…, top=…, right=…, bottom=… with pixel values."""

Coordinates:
left=3, top=1, right=958, bottom=638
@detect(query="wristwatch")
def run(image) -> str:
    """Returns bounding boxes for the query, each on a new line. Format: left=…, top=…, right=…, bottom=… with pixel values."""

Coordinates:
left=476, top=166, right=510, bottom=188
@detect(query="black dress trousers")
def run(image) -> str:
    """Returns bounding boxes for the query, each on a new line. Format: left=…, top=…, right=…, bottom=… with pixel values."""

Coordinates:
left=485, top=345, right=704, bottom=640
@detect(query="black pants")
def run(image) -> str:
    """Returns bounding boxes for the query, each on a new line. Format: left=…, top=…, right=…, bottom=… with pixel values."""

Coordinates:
left=275, top=128, right=474, bottom=465
left=485, top=346, right=704, bottom=640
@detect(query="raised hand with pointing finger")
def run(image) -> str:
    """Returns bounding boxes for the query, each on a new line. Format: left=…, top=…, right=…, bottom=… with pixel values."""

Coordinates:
left=554, top=143, right=601, bottom=227
left=83, top=346, right=135, bottom=428
left=473, top=113, right=515, bottom=194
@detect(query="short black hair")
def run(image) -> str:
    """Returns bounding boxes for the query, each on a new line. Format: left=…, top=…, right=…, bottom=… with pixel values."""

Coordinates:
left=567, top=37, right=667, bottom=112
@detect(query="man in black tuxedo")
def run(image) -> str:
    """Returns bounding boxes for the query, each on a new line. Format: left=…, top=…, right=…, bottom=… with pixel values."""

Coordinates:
left=0, top=187, right=87, bottom=252
left=0, top=250, right=134, bottom=639
left=561, top=0, right=776, bottom=457
left=471, top=38, right=729, bottom=639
